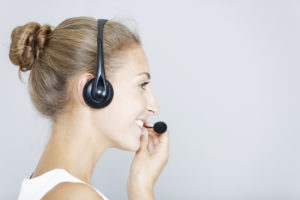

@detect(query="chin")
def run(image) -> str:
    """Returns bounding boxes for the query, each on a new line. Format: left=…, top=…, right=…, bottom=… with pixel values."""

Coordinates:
left=127, top=140, right=141, bottom=152
left=115, top=139, right=141, bottom=152
left=113, top=128, right=143, bottom=152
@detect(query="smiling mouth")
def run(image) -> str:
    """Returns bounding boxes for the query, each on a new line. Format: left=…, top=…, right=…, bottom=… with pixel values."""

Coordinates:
left=135, top=119, right=144, bottom=129
left=135, top=120, right=147, bottom=136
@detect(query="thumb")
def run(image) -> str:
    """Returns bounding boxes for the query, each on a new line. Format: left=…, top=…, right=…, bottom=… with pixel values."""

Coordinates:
left=139, top=128, right=149, bottom=153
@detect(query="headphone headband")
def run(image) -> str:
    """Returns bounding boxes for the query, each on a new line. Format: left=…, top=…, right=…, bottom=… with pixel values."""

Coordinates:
left=92, top=19, right=108, bottom=99
left=82, top=19, right=114, bottom=109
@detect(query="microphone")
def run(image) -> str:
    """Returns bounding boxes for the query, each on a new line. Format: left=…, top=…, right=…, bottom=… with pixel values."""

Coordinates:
left=144, top=121, right=167, bottom=134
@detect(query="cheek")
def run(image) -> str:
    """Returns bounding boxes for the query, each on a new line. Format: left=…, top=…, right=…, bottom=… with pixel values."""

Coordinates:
left=115, top=88, right=146, bottom=117
left=110, top=94, right=146, bottom=147
left=92, top=85, right=147, bottom=149
left=97, top=90, right=144, bottom=130
left=116, top=95, right=145, bottom=124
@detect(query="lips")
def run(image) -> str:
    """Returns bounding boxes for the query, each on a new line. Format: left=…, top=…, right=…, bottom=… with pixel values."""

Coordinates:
left=135, top=119, right=147, bottom=136
left=136, top=118, right=147, bottom=126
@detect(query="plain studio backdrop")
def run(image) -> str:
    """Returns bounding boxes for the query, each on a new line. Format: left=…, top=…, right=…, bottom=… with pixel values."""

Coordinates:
left=0, top=0, right=299, bottom=199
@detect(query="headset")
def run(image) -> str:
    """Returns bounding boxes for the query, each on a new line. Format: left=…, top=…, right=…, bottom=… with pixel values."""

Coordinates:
left=82, top=19, right=168, bottom=134
left=83, top=19, right=114, bottom=109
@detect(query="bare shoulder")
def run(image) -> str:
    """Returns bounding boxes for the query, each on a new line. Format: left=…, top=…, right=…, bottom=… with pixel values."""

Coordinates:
left=41, top=182, right=104, bottom=200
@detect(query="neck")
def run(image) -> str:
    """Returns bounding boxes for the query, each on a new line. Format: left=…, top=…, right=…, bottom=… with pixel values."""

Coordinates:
left=32, top=110, right=110, bottom=184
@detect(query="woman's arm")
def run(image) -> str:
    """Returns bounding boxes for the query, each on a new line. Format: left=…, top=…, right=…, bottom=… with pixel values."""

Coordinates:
left=127, top=122, right=170, bottom=200
left=127, top=180, right=154, bottom=200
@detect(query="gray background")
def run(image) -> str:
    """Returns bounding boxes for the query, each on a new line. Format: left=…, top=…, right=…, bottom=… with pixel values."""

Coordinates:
left=0, top=0, right=299, bottom=199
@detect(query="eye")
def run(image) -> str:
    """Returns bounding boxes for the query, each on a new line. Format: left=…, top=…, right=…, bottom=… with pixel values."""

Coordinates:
left=139, top=81, right=150, bottom=90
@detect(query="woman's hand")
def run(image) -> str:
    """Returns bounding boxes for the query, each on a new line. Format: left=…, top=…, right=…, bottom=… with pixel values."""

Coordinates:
left=127, top=122, right=170, bottom=199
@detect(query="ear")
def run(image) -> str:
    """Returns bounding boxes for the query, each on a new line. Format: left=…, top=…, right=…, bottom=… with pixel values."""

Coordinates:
left=77, top=73, right=94, bottom=106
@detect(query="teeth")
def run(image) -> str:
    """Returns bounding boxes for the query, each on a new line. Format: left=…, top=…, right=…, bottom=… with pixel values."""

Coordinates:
left=135, top=120, right=144, bottom=128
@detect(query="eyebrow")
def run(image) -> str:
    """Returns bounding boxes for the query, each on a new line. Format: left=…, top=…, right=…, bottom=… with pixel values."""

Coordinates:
left=137, top=72, right=151, bottom=80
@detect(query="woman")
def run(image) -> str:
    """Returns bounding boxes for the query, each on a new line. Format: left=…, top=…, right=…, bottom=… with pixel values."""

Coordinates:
left=9, top=16, right=170, bottom=200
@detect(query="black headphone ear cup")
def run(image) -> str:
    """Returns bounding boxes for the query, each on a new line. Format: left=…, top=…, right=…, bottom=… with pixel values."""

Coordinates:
left=83, top=78, right=114, bottom=109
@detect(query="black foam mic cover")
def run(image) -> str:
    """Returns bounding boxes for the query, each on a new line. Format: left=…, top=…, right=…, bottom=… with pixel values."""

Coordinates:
left=152, top=121, right=167, bottom=134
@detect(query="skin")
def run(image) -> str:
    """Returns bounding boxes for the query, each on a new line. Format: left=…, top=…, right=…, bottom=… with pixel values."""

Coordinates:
left=30, top=46, right=169, bottom=195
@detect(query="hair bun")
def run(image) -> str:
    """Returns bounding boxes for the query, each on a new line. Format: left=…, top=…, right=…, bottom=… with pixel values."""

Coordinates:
left=9, top=22, right=52, bottom=72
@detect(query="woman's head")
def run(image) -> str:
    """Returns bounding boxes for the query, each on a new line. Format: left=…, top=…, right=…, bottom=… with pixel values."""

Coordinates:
left=9, top=16, right=160, bottom=151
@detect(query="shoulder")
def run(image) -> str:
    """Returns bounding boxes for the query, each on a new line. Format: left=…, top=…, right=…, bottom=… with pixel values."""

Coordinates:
left=41, top=182, right=104, bottom=200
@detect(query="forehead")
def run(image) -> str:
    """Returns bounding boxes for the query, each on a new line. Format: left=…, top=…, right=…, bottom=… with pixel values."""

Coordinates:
left=116, top=47, right=150, bottom=79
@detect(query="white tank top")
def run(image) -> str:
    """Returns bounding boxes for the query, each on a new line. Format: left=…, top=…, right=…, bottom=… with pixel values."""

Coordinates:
left=17, top=168, right=109, bottom=200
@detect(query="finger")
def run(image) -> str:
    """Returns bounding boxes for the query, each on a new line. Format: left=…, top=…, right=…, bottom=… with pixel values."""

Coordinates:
left=144, top=122, right=154, bottom=129
left=144, top=122, right=161, bottom=136
left=138, top=127, right=149, bottom=153
left=156, top=129, right=170, bottom=152
left=144, top=122, right=159, bottom=146
left=148, top=136, right=155, bottom=153
left=144, top=122, right=158, bottom=134
left=144, top=122, right=166, bottom=146
left=148, top=129, right=159, bottom=146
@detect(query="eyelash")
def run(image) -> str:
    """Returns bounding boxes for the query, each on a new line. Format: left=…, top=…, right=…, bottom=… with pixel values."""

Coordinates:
left=140, top=81, right=150, bottom=90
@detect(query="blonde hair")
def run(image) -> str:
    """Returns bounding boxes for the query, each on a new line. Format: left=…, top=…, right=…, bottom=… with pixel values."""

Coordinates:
left=9, top=16, right=141, bottom=121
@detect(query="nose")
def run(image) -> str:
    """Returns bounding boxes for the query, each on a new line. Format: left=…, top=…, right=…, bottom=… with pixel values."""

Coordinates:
left=146, top=89, right=160, bottom=115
